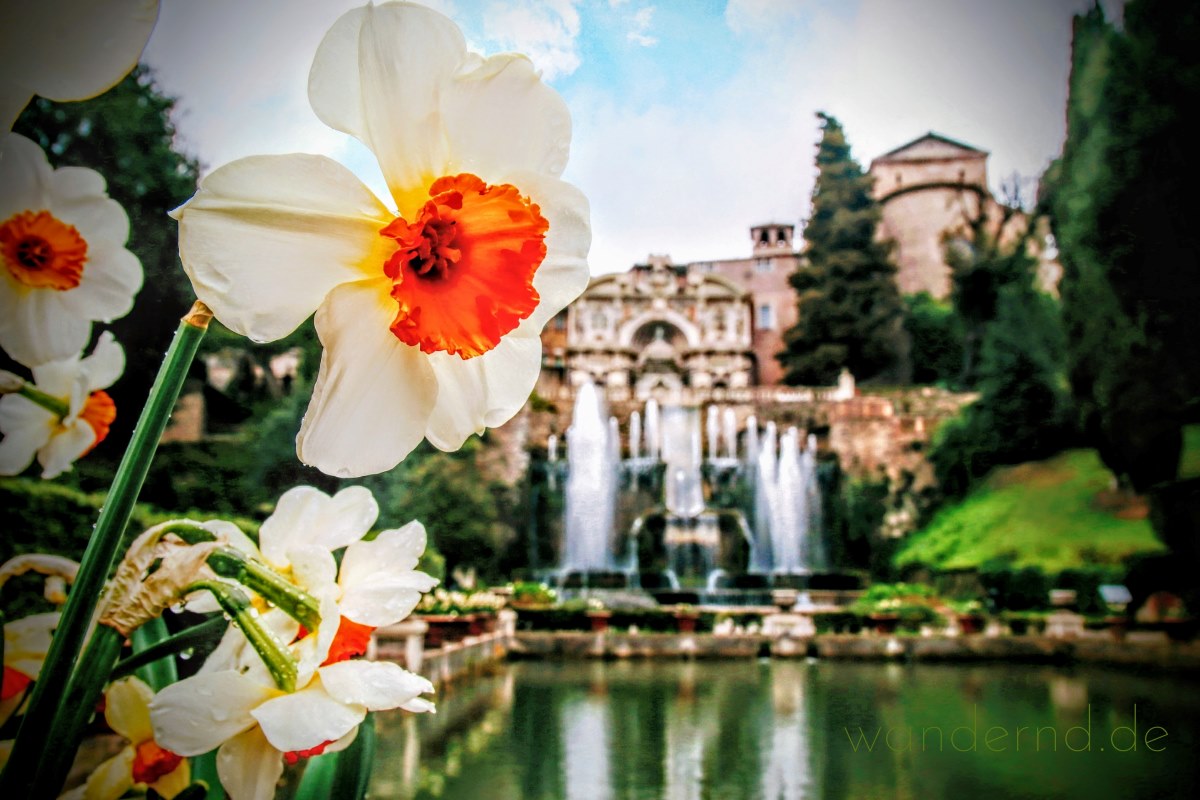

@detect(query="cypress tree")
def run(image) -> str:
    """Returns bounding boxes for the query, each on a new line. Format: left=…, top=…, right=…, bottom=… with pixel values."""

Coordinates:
left=780, top=112, right=907, bottom=385
left=1045, top=0, right=1200, bottom=567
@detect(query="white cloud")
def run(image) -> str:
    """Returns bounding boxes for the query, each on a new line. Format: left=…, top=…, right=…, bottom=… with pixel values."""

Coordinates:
left=724, top=0, right=810, bottom=35
left=627, top=6, right=658, bottom=46
left=482, top=0, right=583, bottom=80
left=565, top=6, right=847, bottom=274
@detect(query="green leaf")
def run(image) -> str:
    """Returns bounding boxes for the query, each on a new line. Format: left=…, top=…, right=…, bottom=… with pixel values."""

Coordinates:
left=114, top=615, right=228, bottom=684
left=131, top=615, right=179, bottom=691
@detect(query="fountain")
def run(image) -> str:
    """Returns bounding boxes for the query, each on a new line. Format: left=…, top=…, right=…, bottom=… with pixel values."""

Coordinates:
left=556, top=385, right=834, bottom=599
left=560, top=380, right=619, bottom=578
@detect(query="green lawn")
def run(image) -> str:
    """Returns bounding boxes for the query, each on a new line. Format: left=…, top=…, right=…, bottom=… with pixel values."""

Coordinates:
left=895, top=449, right=1166, bottom=573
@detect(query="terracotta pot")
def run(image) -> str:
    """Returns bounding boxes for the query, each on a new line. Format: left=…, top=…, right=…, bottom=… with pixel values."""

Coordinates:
left=587, top=610, right=612, bottom=633
left=675, top=614, right=699, bottom=634
left=868, top=614, right=900, bottom=635
left=419, top=615, right=472, bottom=648
left=957, top=614, right=985, bottom=635
left=1104, top=616, right=1129, bottom=642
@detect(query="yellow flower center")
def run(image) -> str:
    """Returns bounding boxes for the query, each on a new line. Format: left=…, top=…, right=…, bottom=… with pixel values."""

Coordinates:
left=379, top=174, right=548, bottom=360
left=0, top=210, right=88, bottom=290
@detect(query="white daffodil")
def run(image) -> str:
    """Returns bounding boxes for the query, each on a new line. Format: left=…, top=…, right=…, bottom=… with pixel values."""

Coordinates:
left=0, top=0, right=160, bottom=131
left=0, top=331, right=124, bottom=478
left=60, top=677, right=190, bottom=800
left=1, top=612, right=57, bottom=726
left=199, top=485, right=438, bottom=669
left=151, top=620, right=434, bottom=800
left=0, top=133, right=143, bottom=365
left=172, top=1, right=591, bottom=478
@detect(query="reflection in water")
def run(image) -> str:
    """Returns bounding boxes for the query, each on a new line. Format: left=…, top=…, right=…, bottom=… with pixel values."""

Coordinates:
left=371, top=661, right=1200, bottom=800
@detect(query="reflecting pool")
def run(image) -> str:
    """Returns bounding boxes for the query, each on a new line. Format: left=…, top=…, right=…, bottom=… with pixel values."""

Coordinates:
left=370, top=660, right=1200, bottom=799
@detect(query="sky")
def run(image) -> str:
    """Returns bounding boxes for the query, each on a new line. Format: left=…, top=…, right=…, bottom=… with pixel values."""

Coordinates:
left=141, top=0, right=1122, bottom=276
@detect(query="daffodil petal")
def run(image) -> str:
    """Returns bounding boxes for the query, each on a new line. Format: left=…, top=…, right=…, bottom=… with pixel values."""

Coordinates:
left=251, top=682, right=365, bottom=753
left=443, top=53, right=572, bottom=180
left=173, top=154, right=391, bottom=343
left=318, top=660, right=434, bottom=712
left=259, top=485, right=378, bottom=567
left=423, top=333, right=541, bottom=451
left=0, top=0, right=158, bottom=104
left=216, top=727, right=283, bottom=800
left=147, top=760, right=191, bottom=799
left=309, top=3, right=465, bottom=214
left=340, top=522, right=427, bottom=579
left=339, top=526, right=439, bottom=626
left=0, top=282, right=93, bottom=365
left=150, top=671, right=274, bottom=756
left=78, top=332, right=126, bottom=392
left=501, top=171, right=592, bottom=333
left=286, top=544, right=338, bottom=600
left=0, top=399, right=52, bottom=476
left=79, top=746, right=135, bottom=800
left=402, top=697, right=437, bottom=714
left=4, top=612, right=58, bottom=660
left=58, top=238, right=143, bottom=322
left=38, top=419, right=93, bottom=478
left=47, top=167, right=129, bottom=244
left=104, top=677, right=155, bottom=744
left=0, top=134, right=51, bottom=218
left=299, top=280, right=438, bottom=478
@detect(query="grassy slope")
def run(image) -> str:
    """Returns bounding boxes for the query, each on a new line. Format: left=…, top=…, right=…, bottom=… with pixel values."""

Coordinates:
left=895, top=449, right=1166, bottom=573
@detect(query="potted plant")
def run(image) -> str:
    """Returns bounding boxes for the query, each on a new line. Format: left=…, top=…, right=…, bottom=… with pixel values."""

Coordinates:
left=585, top=598, right=612, bottom=633
left=509, top=581, right=557, bottom=610
left=673, top=603, right=700, bottom=634
left=854, top=583, right=938, bottom=635
left=949, top=599, right=986, bottom=635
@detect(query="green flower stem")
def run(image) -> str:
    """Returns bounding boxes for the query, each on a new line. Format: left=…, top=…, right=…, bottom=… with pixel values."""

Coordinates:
left=190, top=580, right=298, bottom=692
left=112, top=615, right=228, bottom=683
left=29, top=624, right=123, bottom=797
left=16, top=382, right=70, bottom=418
left=206, top=547, right=322, bottom=632
left=0, top=303, right=210, bottom=797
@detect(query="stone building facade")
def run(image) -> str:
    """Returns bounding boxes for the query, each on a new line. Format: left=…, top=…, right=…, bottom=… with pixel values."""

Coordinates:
left=870, top=132, right=1059, bottom=298
left=538, top=223, right=800, bottom=400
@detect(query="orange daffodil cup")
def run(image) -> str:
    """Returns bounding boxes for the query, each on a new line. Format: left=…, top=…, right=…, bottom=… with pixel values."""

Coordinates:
left=173, top=1, right=591, bottom=478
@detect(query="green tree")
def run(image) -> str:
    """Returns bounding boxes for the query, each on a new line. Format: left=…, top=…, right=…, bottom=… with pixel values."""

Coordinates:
left=943, top=192, right=1041, bottom=387
left=930, top=286, right=1072, bottom=496
left=1044, top=0, right=1200, bottom=565
left=12, top=66, right=199, bottom=453
left=902, top=292, right=964, bottom=386
left=780, top=112, right=908, bottom=385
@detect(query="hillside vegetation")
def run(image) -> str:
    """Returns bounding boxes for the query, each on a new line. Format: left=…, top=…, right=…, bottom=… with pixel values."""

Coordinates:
left=895, top=449, right=1167, bottom=573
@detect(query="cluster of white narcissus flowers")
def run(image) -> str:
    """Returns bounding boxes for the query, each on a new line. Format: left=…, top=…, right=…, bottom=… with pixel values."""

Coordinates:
left=0, top=0, right=156, bottom=479
left=139, top=486, right=440, bottom=799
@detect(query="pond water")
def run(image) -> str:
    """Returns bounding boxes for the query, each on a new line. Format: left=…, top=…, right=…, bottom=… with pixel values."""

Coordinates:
left=370, top=659, right=1200, bottom=800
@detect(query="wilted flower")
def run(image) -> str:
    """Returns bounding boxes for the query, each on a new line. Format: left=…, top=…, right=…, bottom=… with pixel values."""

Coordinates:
left=0, top=134, right=143, bottom=366
left=172, top=1, right=590, bottom=477
left=60, top=677, right=190, bottom=800
left=0, top=332, right=124, bottom=478
left=0, top=0, right=160, bottom=131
